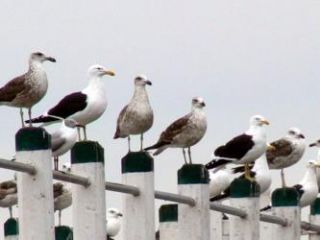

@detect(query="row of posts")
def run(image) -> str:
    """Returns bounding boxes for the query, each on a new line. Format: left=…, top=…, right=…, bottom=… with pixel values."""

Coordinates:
left=3, top=127, right=320, bottom=240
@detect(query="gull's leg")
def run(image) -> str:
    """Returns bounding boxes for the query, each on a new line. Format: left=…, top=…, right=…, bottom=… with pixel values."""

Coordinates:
left=281, top=169, right=286, bottom=187
left=128, top=136, right=131, bottom=152
left=244, top=163, right=254, bottom=181
left=187, top=147, right=192, bottom=164
left=140, top=134, right=144, bottom=151
left=28, top=108, right=32, bottom=127
left=54, top=156, right=59, bottom=170
left=20, top=108, right=25, bottom=127
left=77, top=127, right=82, bottom=141
left=83, top=125, right=87, bottom=141
left=58, top=210, right=62, bottom=226
left=9, top=207, right=13, bottom=218
left=182, top=148, right=187, bottom=164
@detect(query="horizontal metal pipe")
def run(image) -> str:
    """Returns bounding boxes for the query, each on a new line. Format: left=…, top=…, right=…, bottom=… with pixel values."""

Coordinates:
left=53, top=170, right=90, bottom=187
left=301, top=221, right=320, bottom=233
left=0, top=158, right=36, bottom=175
left=210, top=202, right=247, bottom=218
left=155, top=190, right=196, bottom=206
left=105, top=181, right=140, bottom=196
left=260, top=213, right=287, bottom=226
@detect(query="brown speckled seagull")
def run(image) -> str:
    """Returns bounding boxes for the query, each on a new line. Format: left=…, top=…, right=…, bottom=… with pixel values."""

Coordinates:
left=0, top=52, right=56, bottom=127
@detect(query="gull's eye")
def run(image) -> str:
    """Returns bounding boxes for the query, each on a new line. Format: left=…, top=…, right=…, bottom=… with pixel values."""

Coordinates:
left=288, top=130, right=295, bottom=135
left=35, top=52, right=43, bottom=57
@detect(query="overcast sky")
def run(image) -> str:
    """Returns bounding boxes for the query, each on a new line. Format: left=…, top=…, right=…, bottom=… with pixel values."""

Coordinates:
left=0, top=0, right=320, bottom=239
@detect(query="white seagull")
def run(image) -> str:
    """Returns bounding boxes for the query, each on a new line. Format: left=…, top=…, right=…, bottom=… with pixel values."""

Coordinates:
left=267, top=127, right=306, bottom=187
left=26, top=65, right=115, bottom=140
left=106, top=208, right=123, bottom=240
left=51, top=119, right=80, bottom=170
left=0, top=52, right=56, bottom=127
left=145, top=97, right=207, bottom=164
left=114, top=75, right=153, bottom=151
left=0, top=179, right=17, bottom=218
left=206, top=115, right=269, bottom=180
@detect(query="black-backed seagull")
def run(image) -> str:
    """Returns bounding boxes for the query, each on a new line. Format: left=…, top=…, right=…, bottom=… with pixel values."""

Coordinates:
left=206, top=115, right=269, bottom=181
left=26, top=65, right=115, bottom=140
left=0, top=179, right=17, bottom=218
left=107, top=208, right=123, bottom=240
left=145, top=97, right=207, bottom=164
left=0, top=52, right=56, bottom=127
left=114, top=75, right=153, bottom=151
left=267, top=127, right=306, bottom=187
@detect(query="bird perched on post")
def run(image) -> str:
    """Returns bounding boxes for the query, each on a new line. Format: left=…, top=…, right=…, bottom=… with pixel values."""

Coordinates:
left=266, top=127, right=306, bottom=187
left=0, top=179, right=17, bottom=218
left=26, top=65, right=115, bottom=140
left=206, top=115, right=269, bottom=181
left=114, top=75, right=153, bottom=151
left=145, top=97, right=207, bottom=164
left=0, top=52, right=56, bottom=127
left=106, top=208, right=123, bottom=240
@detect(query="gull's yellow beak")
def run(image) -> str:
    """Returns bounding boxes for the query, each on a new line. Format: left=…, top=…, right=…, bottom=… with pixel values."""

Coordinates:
left=103, top=70, right=116, bottom=76
left=261, top=119, right=270, bottom=125
left=314, top=161, right=320, bottom=168
left=267, top=144, right=276, bottom=151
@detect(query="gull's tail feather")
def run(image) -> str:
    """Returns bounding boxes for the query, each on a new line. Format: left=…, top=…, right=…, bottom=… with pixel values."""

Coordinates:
left=25, top=115, right=57, bottom=124
left=144, top=142, right=168, bottom=155
left=205, top=159, right=231, bottom=170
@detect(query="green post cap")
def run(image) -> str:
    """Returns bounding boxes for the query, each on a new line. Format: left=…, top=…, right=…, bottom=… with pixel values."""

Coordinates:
left=272, top=187, right=299, bottom=207
left=230, top=178, right=260, bottom=198
left=71, top=141, right=104, bottom=164
left=16, top=127, right=51, bottom=151
left=159, top=204, right=178, bottom=222
left=4, top=218, right=19, bottom=236
left=311, top=198, right=320, bottom=215
left=121, top=151, right=153, bottom=173
left=55, top=226, right=73, bottom=240
left=178, top=164, right=209, bottom=184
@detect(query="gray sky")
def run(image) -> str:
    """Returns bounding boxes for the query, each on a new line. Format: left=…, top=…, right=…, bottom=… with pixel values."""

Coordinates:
left=0, top=0, right=320, bottom=239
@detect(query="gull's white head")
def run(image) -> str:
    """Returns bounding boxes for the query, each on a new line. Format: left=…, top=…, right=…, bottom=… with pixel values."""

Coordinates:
left=287, top=127, right=305, bottom=140
left=62, top=162, right=71, bottom=172
left=192, top=97, right=206, bottom=109
left=249, top=115, right=270, bottom=127
left=107, top=208, right=123, bottom=218
left=30, top=51, right=56, bottom=63
left=134, top=74, right=152, bottom=87
left=88, top=65, right=115, bottom=78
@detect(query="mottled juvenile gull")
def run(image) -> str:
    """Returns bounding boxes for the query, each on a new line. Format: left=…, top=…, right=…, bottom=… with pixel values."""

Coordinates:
left=0, top=179, right=17, bottom=218
left=267, top=127, right=306, bottom=187
left=106, top=208, right=123, bottom=239
left=0, top=52, right=56, bottom=127
left=114, top=75, right=153, bottom=151
left=145, top=97, right=207, bottom=164
left=206, top=115, right=269, bottom=180
left=26, top=65, right=115, bottom=140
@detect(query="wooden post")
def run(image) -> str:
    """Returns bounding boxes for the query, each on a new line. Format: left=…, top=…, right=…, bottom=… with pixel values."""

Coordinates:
left=16, top=127, right=54, bottom=240
left=159, top=204, right=178, bottom=240
left=55, top=226, right=73, bottom=240
left=71, top=141, right=106, bottom=240
left=177, top=164, right=210, bottom=240
left=210, top=210, right=223, bottom=239
left=229, top=178, right=260, bottom=240
left=271, top=188, right=300, bottom=240
left=4, top=218, right=18, bottom=240
left=309, top=197, right=320, bottom=240
left=122, top=152, right=155, bottom=240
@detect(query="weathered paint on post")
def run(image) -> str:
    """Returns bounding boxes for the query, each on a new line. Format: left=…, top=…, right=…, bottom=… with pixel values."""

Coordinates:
left=177, top=164, right=210, bottom=240
left=229, top=178, right=260, bottom=240
left=122, top=151, right=155, bottom=240
left=310, top=197, right=320, bottom=240
left=222, top=217, right=230, bottom=240
left=4, top=218, right=18, bottom=240
left=210, top=209, right=223, bottom=239
left=159, top=204, right=178, bottom=240
left=271, top=187, right=300, bottom=240
left=260, top=191, right=272, bottom=240
left=16, top=127, right=55, bottom=240
left=71, top=141, right=106, bottom=240
left=55, top=226, right=73, bottom=240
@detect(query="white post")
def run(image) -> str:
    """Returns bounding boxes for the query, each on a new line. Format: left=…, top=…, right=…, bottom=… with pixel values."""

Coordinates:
left=271, top=188, right=300, bottom=240
left=4, top=218, right=18, bottom=240
left=159, top=204, right=178, bottom=240
left=229, top=178, right=260, bottom=240
left=16, top=127, right=54, bottom=240
left=71, top=141, right=106, bottom=240
left=177, top=164, right=210, bottom=240
left=309, top=197, right=320, bottom=240
left=210, top=209, right=223, bottom=239
left=222, top=217, right=230, bottom=240
left=260, top=190, right=272, bottom=240
left=122, top=151, right=155, bottom=240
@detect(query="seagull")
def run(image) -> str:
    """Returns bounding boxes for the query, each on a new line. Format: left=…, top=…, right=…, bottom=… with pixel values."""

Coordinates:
left=209, top=155, right=271, bottom=201
left=309, top=139, right=320, bottom=190
left=205, top=115, right=269, bottom=181
left=114, top=75, right=153, bottom=151
left=106, top=208, right=123, bottom=240
left=267, top=127, right=306, bottom=187
left=0, top=52, right=56, bottom=127
left=144, top=97, right=207, bottom=164
left=53, top=163, right=72, bottom=226
left=0, top=179, right=17, bottom=218
left=51, top=119, right=80, bottom=170
left=26, top=65, right=115, bottom=140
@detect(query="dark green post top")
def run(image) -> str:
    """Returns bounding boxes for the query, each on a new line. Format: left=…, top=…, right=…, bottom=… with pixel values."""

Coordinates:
left=178, top=164, right=209, bottom=184
left=16, top=127, right=51, bottom=151
left=311, top=198, right=320, bottom=215
left=272, top=187, right=299, bottom=207
left=121, top=151, right=153, bottom=173
left=230, top=178, right=260, bottom=198
left=159, top=204, right=178, bottom=222
left=55, top=226, right=73, bottom=240
left=4, top=218, right=19, bottom=236
left=71, top=141, right=104, bottom=164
